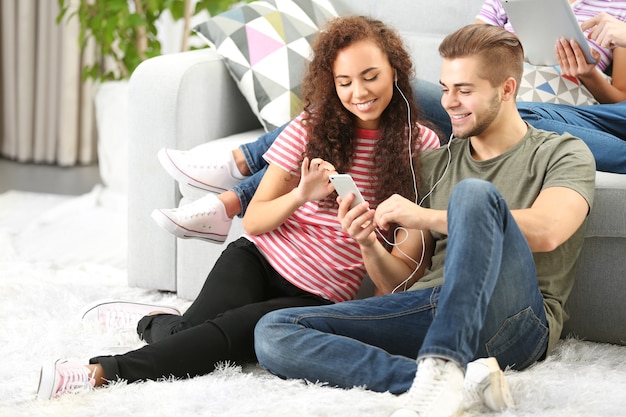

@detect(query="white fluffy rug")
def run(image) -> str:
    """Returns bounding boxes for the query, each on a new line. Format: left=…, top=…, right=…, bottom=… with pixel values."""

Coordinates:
left=1, top=187, right=625, bottom=417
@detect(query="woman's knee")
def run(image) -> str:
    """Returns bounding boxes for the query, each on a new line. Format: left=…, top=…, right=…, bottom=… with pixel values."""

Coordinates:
left=137, top=314, right=191, bottom=344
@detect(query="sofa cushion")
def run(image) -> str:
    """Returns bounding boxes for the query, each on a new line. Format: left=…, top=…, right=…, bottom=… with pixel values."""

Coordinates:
left=586, top=172, right=626, bottom=238
left=517, top=63, right=599, bottom=106
left=194, top=0, right=337, bottom=132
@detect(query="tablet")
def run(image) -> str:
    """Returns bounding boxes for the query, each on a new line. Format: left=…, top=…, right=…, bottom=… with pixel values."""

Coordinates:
left=501, top=0, right=596, bottom=66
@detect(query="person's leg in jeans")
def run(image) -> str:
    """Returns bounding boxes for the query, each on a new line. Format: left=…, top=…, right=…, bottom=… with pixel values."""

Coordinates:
left=255, top=179, right=547, bottom=393
left=233, top=123, right=286, bottom=216
left=517, top=101, right=626, bottom=173
left=417, top=179, right=548, bottom=368
left=239, top=124, right=286, bottom=175
left=413, top=78, right=452, bottom=143
left=151, top=125, right=286, bottom=241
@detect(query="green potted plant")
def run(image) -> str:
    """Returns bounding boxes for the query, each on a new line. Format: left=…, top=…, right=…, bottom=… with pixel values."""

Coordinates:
left=55, top=0, right=247, bottom=192
left=56, top=0, right=246, bottom=82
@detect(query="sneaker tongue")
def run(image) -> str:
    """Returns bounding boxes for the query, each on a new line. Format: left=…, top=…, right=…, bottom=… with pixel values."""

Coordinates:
left=59, top=366, right=94, bottom=394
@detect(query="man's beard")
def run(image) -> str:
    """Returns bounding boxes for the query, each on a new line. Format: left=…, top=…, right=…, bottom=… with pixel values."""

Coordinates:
left=453, top=92, right=501, bottom=139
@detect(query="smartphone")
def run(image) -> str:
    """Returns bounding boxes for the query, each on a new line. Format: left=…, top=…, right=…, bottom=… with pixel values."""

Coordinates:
left=329, top=174, right=365, bottom=209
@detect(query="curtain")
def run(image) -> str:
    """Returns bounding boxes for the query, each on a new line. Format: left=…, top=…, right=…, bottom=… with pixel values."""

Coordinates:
left=0, top=0, right=97, bottom=166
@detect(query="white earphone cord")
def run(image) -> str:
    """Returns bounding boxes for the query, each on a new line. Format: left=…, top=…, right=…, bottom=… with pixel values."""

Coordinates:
left=378, top=81, right=452, bottom=293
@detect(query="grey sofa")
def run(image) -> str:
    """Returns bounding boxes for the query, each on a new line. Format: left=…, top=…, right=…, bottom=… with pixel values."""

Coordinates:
left=127, top=0, right=626, bottom=346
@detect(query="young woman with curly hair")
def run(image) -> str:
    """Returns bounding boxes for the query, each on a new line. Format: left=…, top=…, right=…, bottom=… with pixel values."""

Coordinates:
left=37, top=15, right=440, bottom=399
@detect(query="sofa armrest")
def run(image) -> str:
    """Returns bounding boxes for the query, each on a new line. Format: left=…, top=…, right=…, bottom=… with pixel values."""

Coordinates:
left=127, top=48, right=261, bottom=292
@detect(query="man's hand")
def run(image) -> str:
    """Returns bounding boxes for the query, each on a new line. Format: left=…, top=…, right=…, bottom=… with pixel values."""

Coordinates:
left=336, top=194, right=377, bottom=246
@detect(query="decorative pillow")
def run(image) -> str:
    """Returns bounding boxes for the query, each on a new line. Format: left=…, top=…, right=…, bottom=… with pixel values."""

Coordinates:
left=517, top=63, right=599, bottom=106
left=194, top=0, right=337, bottom=131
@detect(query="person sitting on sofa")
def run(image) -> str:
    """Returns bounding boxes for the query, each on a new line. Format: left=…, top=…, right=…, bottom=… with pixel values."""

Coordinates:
left=36, top=15, right=442, bottom=400
left=478, top=0, right=626, bottom=174
left=150, top=3, right=624, bottom=246
left=253, top=23, right=596, bottom=417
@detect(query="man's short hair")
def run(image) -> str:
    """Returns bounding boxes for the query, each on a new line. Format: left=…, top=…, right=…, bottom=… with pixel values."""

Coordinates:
left=439, top=24, right=524, bottom=92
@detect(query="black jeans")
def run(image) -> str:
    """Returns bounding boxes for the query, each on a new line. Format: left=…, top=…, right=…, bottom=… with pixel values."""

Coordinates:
left=90, top=238, right=332, bottom=383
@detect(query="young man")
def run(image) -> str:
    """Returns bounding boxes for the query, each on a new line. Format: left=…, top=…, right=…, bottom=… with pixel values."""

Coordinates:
left=253, top=24, right=596, bottom=417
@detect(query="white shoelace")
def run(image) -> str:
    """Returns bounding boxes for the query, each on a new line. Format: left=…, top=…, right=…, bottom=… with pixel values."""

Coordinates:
left=176, top=200, right=219, bottom=219
left=404, top=359, right=448, bottom=410
left=58, top=365, right=95, bottom=395
left=101, top=309, right=143, bottom=329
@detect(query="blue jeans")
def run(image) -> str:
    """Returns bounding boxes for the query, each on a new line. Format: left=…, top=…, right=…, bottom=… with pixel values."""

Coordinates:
left=517, top=101, right=626, bottom=174
left=255, top=179, right=548, bottom=394
left=232, top=124, right=286, bottom=216
left=412, top=78, right=452, bottom=142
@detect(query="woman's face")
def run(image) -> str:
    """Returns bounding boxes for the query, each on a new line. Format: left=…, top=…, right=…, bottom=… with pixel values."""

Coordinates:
left=332, top=39, right=395, bottom=130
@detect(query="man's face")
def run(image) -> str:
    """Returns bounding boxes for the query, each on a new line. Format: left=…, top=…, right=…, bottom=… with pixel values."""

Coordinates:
left=439, top=57, right=502, bottom=139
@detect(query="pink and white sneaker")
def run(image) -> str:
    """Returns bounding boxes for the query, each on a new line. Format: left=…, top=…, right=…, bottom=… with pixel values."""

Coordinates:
left=151, top=194, right=232, bottom=243
left=37, top=359, right=95, bottom=400
left=157, top=147, right=244, bottom=193
left=80, top=299, right=181, bottom=330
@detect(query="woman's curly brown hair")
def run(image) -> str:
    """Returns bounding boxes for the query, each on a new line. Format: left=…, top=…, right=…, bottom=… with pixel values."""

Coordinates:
left=301, top=15, right=427, bottom=205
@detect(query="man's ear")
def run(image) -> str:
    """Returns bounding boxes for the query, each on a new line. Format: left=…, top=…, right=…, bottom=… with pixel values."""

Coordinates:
left=502, top=77, right=518, bottom=101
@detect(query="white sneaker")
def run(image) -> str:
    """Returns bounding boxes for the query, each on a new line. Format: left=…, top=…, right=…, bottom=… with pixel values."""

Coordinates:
left=37, top=359, right=95, bottom=400
left=157, top=147, right=243, bottom=193
left=151, top=194, right=232, bottom=243
left=463, top=357, right=514, bottom=412
left=390, top=358, right=465, bottom=417
left=80, top=299, right=181, bottom=330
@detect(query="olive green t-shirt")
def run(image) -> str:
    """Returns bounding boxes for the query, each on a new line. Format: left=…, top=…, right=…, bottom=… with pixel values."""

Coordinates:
left=412, top=125, right=595, bottom=355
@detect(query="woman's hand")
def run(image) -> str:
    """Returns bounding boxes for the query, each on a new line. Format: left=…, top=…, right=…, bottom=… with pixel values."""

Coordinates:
left=555, top=37, right=600, bottom=79
left=582, top=12, right=626, bottom=49
left=294, top=157, right=337, bottom=204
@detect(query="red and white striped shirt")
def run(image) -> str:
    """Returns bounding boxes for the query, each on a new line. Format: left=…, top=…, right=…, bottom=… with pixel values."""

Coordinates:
left=246, top=114, right=440, bottom=302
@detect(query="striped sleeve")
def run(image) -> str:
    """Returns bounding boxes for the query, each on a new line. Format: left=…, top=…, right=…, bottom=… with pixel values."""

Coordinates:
left=418, top=124, right=441, bottom=152
left=262, top=114, right=308, bottom=175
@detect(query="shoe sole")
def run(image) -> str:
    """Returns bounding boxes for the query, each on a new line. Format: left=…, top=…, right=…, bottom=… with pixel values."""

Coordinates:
left=79, top=298, right=182, bottom=322
left=157, top=149, right=230, bottom=194
left=481, top=357, right=514, bottom=411
left=151, top=209, right=228, bottom=243
left=37, top=360, right=60, bottom=400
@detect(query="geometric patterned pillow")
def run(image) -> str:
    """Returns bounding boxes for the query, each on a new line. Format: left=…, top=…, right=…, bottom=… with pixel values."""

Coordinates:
left=517, top=62, right=599, bottom=106
left=194, top=0, right=337, bottom=131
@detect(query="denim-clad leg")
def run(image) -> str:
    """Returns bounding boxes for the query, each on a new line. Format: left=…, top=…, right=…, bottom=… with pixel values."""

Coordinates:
left=231, top=168, right=266, bottom=217
left=255, top=179, right=548, bottom=394
left=413, top=78, right=452, bottom=142
left=418, top=179, right=547, bottom=369
left=239, top=124, right=286, bottom=174
left=255, top=291, right=430, bottom=394
left=517, top=101, right=626, bottom=173
left=232, top=124, right=286, bottom=216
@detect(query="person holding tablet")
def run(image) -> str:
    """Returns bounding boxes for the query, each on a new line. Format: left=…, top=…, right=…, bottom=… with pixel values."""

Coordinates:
left=477, top=0, right=626, bottom=173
